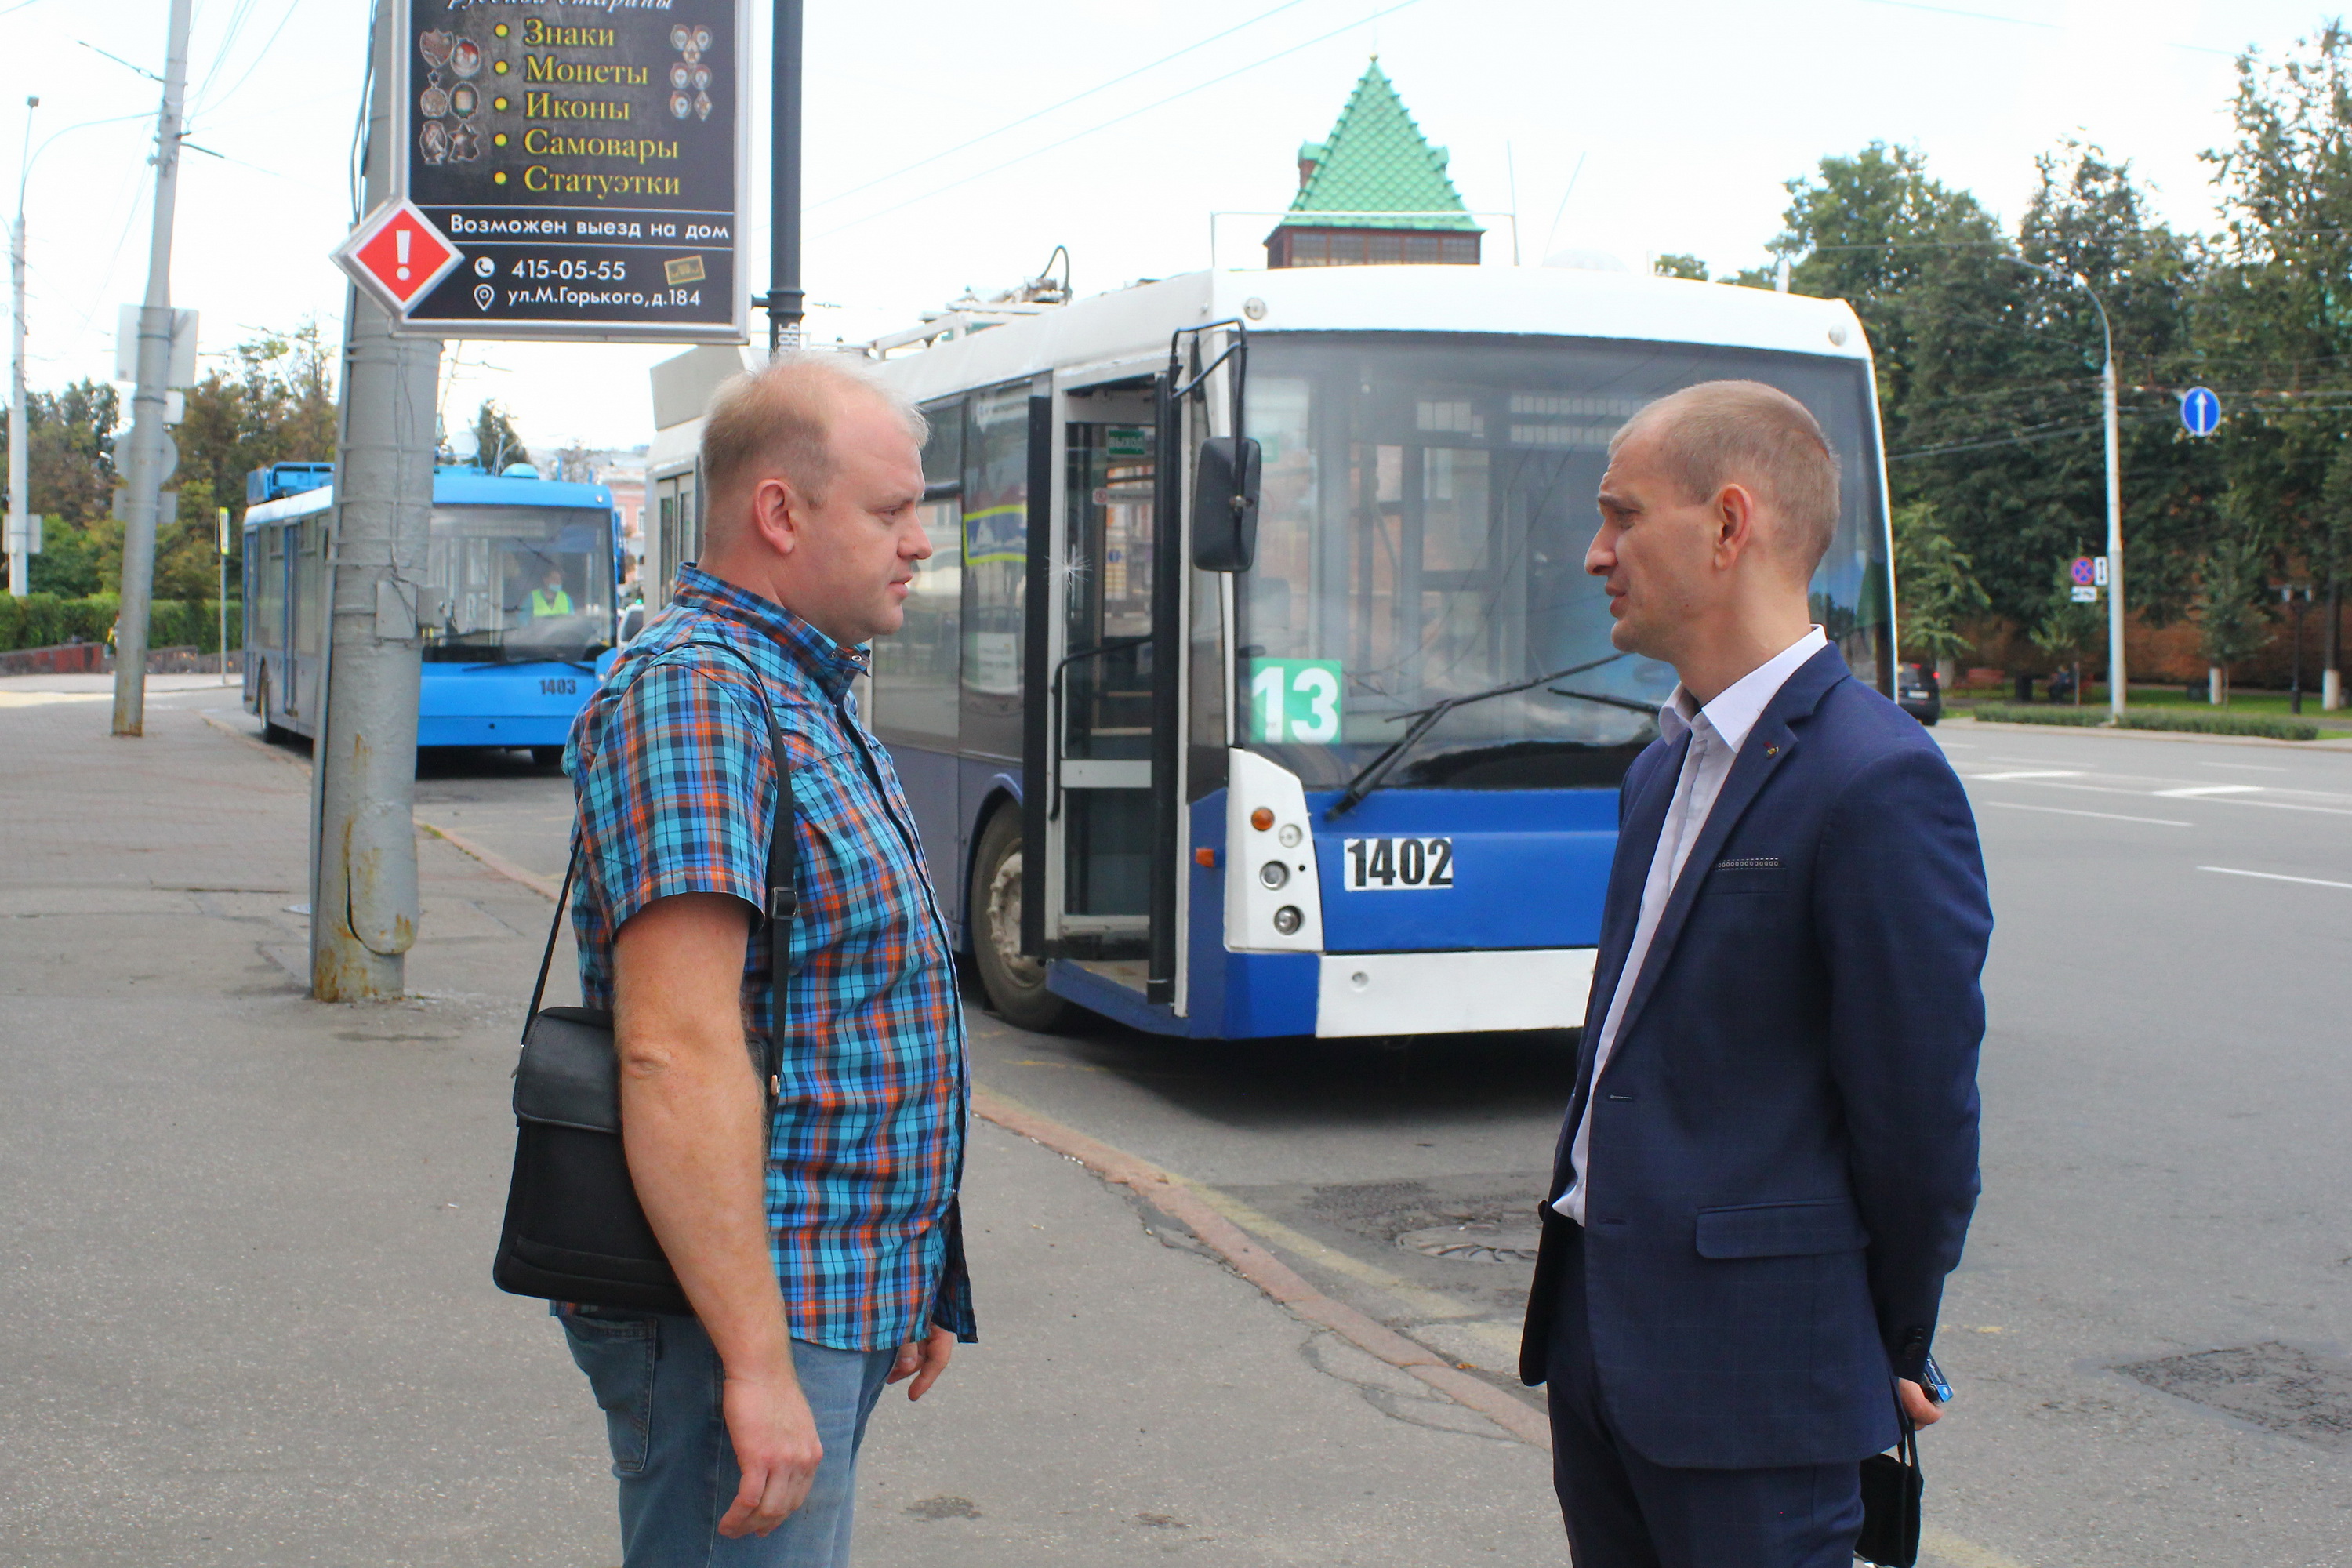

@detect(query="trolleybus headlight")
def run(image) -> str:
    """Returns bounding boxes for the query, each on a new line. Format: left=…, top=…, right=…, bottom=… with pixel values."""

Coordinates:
left=1277, top=823, right=1303, bottom=848
left=1272, top=905, right=1303, bottom=935
left=1259, top=862, right=1289, bottom=889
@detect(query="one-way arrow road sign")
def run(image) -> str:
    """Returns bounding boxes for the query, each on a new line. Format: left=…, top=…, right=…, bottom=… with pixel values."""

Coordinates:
left=332, top=200, right=463, bottom=318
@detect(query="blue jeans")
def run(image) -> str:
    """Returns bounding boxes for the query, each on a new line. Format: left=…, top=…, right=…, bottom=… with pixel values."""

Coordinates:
left=557, top=1305, right=897, bottom=1568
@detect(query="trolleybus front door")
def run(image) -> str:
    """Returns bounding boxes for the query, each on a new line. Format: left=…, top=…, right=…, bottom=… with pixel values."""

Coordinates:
left=1044, top=398, right=1160, bottom=986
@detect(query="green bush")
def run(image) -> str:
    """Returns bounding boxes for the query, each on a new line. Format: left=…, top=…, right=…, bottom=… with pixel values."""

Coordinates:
left=0, top=593, right=241, bottom=654
left=1968, top=702, right=2111, bottom=727
left=2117, top=710, right=2319, bottom=742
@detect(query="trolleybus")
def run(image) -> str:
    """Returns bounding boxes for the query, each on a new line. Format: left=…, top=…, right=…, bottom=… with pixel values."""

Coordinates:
left=644, top=264, right=1894, bottom=1040
left=242, top=460, right=622, bottom=760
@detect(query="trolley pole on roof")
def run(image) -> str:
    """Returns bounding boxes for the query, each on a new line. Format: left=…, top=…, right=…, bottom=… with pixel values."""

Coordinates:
left=758, top=0, right=803, bottom=355
left=309, top=0, right=441, bottom=1001
left=110, top=0, right=194, bottom=735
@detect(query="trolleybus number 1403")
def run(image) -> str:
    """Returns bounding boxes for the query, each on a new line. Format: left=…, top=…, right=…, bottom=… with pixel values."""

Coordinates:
left=1342, top=837, right=1454, bottom=891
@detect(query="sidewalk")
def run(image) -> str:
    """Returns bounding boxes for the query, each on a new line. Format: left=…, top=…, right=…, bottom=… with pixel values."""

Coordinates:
left=0, top=688, right=1560, bottom=1566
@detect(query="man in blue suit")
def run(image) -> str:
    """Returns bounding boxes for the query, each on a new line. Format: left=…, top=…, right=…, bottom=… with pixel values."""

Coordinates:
left=1520, top=380, right=1991, bottom=1565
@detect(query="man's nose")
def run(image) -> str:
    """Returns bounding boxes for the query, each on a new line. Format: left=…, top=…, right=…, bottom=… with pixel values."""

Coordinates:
left=1585, top=524, right=1617, bottom=578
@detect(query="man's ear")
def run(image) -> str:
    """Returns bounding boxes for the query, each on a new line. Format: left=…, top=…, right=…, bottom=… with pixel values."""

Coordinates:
left=1711, top=481, right=1762, bottom=568
left=748, top=476, right=803, bottom=557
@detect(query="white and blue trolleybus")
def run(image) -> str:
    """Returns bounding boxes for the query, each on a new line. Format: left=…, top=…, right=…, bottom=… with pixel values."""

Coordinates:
left=645, top=265, right=1894, bottom=1040
left=241, top=461, right=622, bottom=760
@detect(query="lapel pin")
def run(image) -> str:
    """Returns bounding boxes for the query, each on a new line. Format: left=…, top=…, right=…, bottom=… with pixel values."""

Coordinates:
left=1765, top=743, right=1780, bottom=757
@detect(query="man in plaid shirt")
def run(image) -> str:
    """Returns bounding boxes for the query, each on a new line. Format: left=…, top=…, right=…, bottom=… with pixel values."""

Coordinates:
left=558, top=356, right=970, bottom=1566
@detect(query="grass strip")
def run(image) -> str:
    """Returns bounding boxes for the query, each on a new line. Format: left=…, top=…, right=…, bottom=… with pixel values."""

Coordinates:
left=1968, top=703, right=2111, bottom=727
left=2116, top=710, right=2320, bottom=741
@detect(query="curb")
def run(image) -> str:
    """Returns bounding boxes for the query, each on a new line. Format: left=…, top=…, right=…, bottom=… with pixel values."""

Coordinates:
left=972, top=1084, right=1553, bottom=1451
left=416, top=820, right=564, bottom=901
left=198, top=709, right=309, bottom=767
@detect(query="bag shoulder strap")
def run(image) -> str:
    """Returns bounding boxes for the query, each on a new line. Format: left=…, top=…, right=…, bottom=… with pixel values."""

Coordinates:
left=524, top=637, right=801, bottom=1107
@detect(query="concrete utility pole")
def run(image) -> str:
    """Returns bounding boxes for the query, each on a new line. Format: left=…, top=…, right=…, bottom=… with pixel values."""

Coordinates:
left=7, top=97, right=32, bottom=600
left=111, top=0, right=194, bottom=735
left=310, top=0, right=440, bottom=1000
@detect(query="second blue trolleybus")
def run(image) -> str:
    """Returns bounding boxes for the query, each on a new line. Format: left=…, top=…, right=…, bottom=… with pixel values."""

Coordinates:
left=242, top=461, right=622, bottom=760
left=646, top=264, right=1895, bottom=1040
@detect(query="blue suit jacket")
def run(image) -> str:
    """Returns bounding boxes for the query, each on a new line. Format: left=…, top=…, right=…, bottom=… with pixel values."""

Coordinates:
left=1518, top=645, right=1991, bottom=1470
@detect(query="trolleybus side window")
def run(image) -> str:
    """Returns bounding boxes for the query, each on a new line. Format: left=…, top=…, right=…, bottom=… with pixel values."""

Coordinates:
left=960, top=383, right=1029, bottom=761
left=254, top=526, right=285, bottom=649
left=869, top=398, right=963, bottom=746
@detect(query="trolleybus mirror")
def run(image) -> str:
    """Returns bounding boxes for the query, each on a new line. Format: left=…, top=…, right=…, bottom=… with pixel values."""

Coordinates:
left=1192, top=436, right=1261, bottom=572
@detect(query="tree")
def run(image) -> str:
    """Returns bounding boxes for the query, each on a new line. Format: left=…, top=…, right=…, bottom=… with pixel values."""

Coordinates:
left=470, top=400, right=529, bottom=472
left=2194, top=24, right=2352, bottom=684
left=1652, top=253, right=1708, bottom=281
left=0, top=379, right=119, bottom=596
left=2028, top=559, right=2106, bottom=702
left=2195, top=533, right=2272, bottom=702
left=1891, top=500, right=1988, bottom=677
left=160, top=321, right=339, bottom=601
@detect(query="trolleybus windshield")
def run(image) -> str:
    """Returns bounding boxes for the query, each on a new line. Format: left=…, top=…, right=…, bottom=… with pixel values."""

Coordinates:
left=422, top=505, right=615, bottom=664
left=1240, top=332, right=1887, bottom=793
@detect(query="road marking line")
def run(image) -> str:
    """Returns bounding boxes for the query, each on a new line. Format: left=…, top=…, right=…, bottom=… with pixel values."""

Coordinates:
left=1984, top=802, right=2189, bottom=827
left=2156, top=783, right=2261, bottom=798
left=2200, top=761, right=2287, bottom=772
left=971, top=1084, right=1553, bottom=1450
left=1969, top=769, right=2083, bottom=781
left=2198, top=865, right=2352, bottom=891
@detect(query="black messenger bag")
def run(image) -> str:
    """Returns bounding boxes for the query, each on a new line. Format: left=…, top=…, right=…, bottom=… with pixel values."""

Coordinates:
left=492, top=691, right=798, bottom=1316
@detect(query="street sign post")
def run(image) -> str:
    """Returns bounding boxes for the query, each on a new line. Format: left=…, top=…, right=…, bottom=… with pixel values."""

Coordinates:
left=381, top=0, right=748, bottom=342
left=2070, top=556, right=2102, bottom=602
left=2180, top=386, right=2220, bottom=437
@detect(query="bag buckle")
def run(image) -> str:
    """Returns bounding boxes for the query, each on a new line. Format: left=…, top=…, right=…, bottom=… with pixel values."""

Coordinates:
left=770, top=887, right=798, bottom=920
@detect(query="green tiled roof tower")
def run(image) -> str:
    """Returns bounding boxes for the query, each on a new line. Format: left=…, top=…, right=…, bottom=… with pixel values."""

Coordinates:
left=1266, top=60, right=1482, bottom=268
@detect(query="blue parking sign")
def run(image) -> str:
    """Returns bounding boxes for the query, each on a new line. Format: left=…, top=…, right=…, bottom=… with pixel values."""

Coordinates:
left=2180, top=386, right=2220, bottom=437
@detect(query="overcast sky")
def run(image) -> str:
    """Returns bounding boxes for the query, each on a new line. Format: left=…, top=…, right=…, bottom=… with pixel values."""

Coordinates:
left=0, top=0, right=2335, bottom=461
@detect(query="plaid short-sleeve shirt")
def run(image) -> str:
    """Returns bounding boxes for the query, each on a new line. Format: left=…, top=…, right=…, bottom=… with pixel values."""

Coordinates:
left=565, top=564, right=974, bottom=1350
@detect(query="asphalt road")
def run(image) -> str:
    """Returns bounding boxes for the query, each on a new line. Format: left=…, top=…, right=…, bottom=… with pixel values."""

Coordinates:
left=278, top=715, right=2352, bottom=1567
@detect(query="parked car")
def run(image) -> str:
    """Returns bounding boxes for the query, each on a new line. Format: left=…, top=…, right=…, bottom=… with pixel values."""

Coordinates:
left=1897, top=662, right=1943, bottom=725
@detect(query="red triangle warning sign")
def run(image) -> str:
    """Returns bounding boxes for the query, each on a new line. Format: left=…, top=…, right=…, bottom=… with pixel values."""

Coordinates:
left=332, top=201, right=463, bottom=317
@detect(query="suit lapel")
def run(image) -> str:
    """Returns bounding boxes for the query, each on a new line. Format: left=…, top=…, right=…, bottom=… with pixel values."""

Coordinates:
left=1603, top=646, right=1850, bottom=1054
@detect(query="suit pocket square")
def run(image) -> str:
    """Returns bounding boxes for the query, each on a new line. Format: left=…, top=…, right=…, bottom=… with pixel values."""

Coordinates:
left=1694, top=1199, right=1870, bottom=1258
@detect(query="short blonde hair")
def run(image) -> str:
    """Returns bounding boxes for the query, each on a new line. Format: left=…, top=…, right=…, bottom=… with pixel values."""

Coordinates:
left=699, top=353, right=927, bottom=521
left=1611, top=380, right=1839, bottom=575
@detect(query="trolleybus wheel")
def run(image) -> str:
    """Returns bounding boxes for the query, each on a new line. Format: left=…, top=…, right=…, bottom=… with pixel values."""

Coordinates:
left=969, top=808, right=1068, bottom=1033
left=530, top=746, right=564, bottom=769
left=256, top=672, right=288, bottom=744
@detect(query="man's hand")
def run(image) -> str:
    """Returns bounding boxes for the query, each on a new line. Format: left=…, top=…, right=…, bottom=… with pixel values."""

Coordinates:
left=717, top=1367, right=825, bottom=1537
left=887, top=1326, right=956, bottom=1402
left=1898, top=1378, right=1944, bottom=1428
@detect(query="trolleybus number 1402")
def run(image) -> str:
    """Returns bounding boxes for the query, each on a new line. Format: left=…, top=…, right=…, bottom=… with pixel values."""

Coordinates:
left=1341, top=837, right=1454, bottom=891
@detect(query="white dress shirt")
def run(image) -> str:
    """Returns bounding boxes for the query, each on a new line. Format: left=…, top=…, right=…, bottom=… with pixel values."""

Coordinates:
left=1555, top=626, right=1829, bottom=1224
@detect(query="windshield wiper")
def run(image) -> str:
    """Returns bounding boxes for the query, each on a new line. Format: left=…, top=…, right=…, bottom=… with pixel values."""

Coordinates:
left=1545, top=685, right=1662, bottom=716
left=1325, top=653, right=1630, bottom=818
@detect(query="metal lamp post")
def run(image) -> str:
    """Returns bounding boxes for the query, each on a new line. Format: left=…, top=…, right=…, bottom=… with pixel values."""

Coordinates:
left=8, top=96, right=35, bottom=599
left=2003, top=259, right=2125, bottom=720
left=2283, top=584, right=2311, bottom=715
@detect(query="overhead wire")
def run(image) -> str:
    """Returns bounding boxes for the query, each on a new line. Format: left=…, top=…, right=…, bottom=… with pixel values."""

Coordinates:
left=809, top=0, right=1318, bottom=212
left=814, top=0, right=1426, bottom=241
